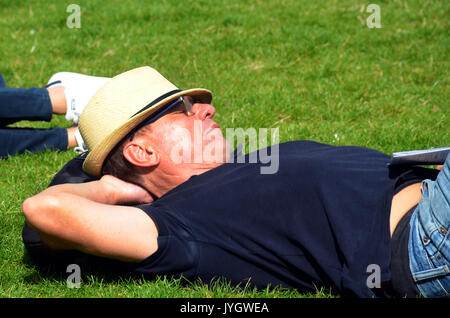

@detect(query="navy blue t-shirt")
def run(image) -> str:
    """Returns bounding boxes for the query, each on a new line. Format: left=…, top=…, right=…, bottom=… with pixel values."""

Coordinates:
left=130, top=140, right=437, bottom=297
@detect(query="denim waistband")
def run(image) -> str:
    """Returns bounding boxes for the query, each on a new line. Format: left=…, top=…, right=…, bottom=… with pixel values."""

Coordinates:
left=408, top=157, right=450, bottom=298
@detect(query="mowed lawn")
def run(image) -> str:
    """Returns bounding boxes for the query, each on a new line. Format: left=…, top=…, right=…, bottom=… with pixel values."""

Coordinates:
left=0, top=0, right=448, bottom=298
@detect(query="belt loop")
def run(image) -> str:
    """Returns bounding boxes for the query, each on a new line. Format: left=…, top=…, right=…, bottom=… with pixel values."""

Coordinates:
left=412, top=265, right=450, bottom=282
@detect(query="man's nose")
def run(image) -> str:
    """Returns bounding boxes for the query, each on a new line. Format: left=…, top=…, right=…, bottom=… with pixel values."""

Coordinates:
left=191, top=103, right=216, bottom=120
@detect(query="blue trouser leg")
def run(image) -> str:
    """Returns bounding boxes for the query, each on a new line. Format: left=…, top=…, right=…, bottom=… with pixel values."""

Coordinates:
left=0, top=74, right=6, bottom=87
left=409, top=154, right=450, bottom=297
left=0, top=73, right=68, bottom=157
left=0, top=73, right=52, bottom=125
left=0, top=127, right=68, bottom=157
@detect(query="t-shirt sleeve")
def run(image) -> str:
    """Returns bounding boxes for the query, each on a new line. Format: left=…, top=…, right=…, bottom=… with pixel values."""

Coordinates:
left=128, top=203, right=199, bottom=280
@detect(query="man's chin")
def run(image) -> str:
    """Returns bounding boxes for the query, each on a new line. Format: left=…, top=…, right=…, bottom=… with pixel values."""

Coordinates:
left=199, top=139, right=230, bottom=165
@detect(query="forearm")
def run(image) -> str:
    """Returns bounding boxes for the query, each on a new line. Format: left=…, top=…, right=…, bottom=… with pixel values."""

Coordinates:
left=22, top=180, right=112, bottom=245
left=24, top=173, right=147, bottom=208
left=22, top=175, right=152, bottom=236
left=32, top=180, right=115, bottom=205
left=21, top=177, right=157, bottom=260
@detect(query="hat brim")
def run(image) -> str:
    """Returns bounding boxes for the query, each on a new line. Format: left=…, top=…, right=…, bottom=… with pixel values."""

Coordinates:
left=82, top=88, right=212, bottom=177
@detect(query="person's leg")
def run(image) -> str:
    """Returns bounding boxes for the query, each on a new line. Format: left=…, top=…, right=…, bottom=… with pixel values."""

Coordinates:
left=408, top=154, right=450, bottom=297
left=0, top=71, right=108, bottom=125
left=0, top=127, right=68, bottom=157
left=0, top=74, right=54, bottom=126
left=46, top=85, right=67, bottom=115
left=0, top=72, right=102, bottom=156
left=0, top=74, right=81, bottom=156
left=0, top=73, right=6, bottom=87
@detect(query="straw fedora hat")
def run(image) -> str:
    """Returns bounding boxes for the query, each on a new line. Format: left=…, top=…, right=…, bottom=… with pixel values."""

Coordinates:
left=78, top=66, right=212, bottom=177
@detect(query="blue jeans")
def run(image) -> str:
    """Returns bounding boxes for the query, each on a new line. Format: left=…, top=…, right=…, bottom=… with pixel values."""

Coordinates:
left=409, top=154, right=450, bottom=297
left=0, top=73, right=67, bottom=157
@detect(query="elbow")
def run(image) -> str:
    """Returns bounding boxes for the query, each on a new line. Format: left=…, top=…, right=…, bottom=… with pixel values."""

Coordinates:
left=22, top=197, right=37, bottom=225
left=22, top=194, right=60, bottom=229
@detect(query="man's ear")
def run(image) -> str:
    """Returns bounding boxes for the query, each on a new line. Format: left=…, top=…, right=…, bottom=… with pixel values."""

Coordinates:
left=123, top=142, right=160, bottom=168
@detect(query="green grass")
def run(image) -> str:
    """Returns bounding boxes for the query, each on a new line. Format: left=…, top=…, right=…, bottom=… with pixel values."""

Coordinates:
left=0, top=0, right=448, bottom=298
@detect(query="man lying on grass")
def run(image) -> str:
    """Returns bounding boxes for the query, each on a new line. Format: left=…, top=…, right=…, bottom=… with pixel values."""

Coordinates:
left=22, top=66, right=449, bottom=298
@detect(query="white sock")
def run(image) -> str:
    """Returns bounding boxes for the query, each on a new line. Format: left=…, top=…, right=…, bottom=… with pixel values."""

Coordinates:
left=74, top=128, right=87, bottom=154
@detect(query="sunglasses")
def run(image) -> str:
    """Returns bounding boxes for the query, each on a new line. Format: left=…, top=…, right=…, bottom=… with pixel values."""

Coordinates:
left=129, top=95, right=195, bottom=141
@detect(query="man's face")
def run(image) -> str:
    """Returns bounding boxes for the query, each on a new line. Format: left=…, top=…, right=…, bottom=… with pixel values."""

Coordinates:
left=142, top=98, right=230, bottom=166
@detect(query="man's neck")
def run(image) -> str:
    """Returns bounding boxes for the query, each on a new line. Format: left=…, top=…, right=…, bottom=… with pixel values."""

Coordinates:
left=144, top=163, right=222, bottom=199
